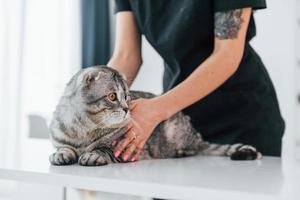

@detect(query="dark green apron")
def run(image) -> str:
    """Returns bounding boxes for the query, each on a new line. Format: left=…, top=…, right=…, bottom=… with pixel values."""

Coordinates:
left=115, top=0, right=285, bottom=156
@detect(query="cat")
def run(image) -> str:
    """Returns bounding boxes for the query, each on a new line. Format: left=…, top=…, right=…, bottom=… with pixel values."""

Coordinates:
left=49, top=66, right=262, bottom=166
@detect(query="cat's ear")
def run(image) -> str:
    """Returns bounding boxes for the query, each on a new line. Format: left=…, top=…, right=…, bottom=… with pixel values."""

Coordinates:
left=85, top=74, right=94, bottom=86
left=85, top=71, right=102, bottom=86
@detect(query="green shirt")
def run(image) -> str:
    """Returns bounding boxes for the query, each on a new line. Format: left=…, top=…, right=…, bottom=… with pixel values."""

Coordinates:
left=114, top=0, right=285, bottom=156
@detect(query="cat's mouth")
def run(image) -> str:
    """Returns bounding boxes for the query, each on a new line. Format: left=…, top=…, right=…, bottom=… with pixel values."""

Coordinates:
left=99, top=111, right=130, bottom=129
left=111, top=110, right=130, bottom=120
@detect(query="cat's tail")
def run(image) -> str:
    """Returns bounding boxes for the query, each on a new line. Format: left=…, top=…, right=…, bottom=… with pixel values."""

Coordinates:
left=198, top=142, right=262, bottom=160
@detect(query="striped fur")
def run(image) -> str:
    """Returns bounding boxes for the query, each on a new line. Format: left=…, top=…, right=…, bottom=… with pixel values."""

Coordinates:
left=49, top=66, right=262, bottom=166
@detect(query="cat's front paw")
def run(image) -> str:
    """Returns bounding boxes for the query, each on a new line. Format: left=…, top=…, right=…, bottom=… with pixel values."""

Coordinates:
left=49, top=148, right=78, bottom=165
left=230, top=145, right=262, bottom=161
left=78, top=151, right=110, bottom=166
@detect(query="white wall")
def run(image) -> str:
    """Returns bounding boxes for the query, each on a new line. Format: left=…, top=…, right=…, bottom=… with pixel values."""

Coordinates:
left=130, top=37, right=164, bottom=94
left=296, top=1, right=300, bottom=157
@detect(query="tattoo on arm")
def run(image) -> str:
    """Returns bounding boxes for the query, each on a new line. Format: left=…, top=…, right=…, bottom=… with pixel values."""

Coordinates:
left=214, top=9, right=244, bottom=40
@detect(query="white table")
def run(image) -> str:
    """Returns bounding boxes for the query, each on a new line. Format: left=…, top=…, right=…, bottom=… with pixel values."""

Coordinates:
left=0, top=140, right=299, bottom=200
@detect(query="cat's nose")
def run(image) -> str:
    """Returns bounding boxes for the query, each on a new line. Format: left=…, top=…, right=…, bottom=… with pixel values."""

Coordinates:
left=123, top=107, right=129, bottom=113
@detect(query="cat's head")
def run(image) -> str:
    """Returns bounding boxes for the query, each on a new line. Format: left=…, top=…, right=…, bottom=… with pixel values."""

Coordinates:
left=67, top=66, right=131, bottom=129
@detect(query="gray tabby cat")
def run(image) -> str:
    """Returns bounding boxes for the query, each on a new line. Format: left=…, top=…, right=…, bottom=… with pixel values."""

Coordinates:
left=49, top=66, right=262, bottom=166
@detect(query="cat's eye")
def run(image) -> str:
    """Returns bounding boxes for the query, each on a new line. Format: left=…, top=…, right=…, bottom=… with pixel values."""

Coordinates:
left=107, top=93, right=117, bottom=102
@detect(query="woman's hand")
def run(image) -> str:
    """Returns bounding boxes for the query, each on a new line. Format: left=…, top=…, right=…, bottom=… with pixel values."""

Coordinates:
left=113, top=98, right=167, bottom=162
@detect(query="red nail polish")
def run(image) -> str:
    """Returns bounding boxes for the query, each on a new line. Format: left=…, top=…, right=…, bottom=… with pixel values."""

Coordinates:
left=123, top=154, right=128, bottom=161
left=111, top=140, right=116, bottom=147
left=114, top=151, right=120, bottom=157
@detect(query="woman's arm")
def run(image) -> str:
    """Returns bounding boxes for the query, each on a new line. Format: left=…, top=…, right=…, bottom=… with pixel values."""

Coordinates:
left=107, top=12, right=142, bottom=86
left=114, top=8, right=253, bottom=161
left=158, top=8, right=252, bottom=120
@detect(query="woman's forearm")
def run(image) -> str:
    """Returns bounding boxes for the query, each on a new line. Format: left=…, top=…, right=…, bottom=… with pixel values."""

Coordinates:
left=155, top=48, right=244, bottom=120
left=107, top=54, right=142, bottom=87
left=154, top=7, right=251, bottom=120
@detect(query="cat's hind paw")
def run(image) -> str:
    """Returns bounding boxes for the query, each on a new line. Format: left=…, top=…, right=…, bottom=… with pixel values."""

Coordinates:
left=230, top=145, right=262, bottom=161
left=49, top=148, right=78, bottom=165
left=78, top=151, right=110, bottom=166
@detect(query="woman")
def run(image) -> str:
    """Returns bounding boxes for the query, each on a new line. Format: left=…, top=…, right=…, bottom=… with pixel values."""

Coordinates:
left=107, top=0, right=285, bottom=161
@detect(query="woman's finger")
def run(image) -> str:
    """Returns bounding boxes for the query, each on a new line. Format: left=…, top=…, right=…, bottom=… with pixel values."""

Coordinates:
left=111, top=139, right=118, bottom=147
left=125, top=121, right=133, bottom=132
left=114, top=139, right=131, bottom=158
left=111, top=123, right=133, bottom=147
left=114, top=130, right=137, bottom=157
left=130, top=141, right=145, bottom=161
left=122, top=142, right=137, bottom=161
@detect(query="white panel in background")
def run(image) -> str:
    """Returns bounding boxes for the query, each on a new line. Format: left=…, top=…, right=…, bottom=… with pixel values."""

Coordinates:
left=67, top=189, right=149, bottom=200
left=130, top=37, right=164, bottom=95
left=11, top=183, right=63, bottom=200
left=296, top=0, right=300, bottom=157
